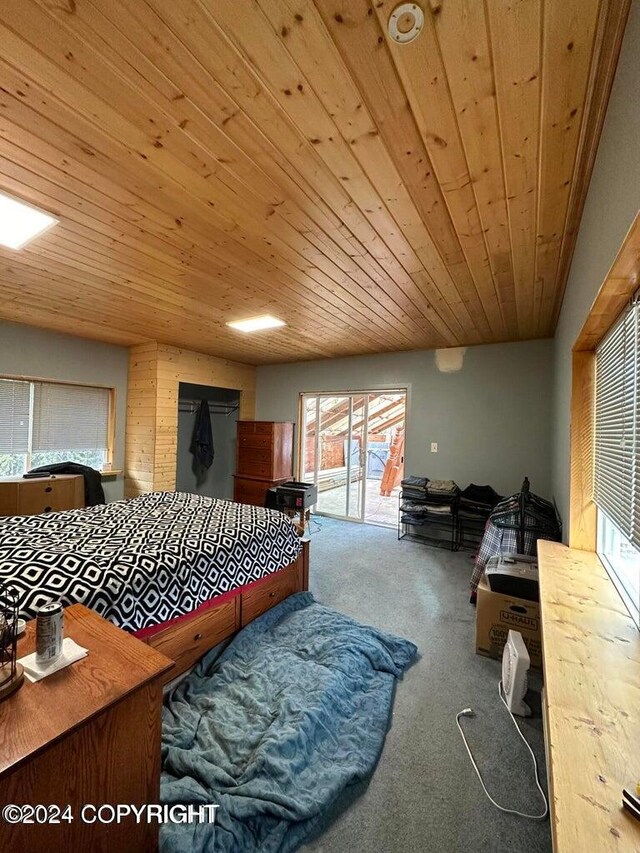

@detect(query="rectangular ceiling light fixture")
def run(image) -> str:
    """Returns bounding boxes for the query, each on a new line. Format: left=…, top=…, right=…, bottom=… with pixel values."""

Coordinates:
left=226, top=315, right=286, bottom=333
left=0, top=191, right=59, bottom=250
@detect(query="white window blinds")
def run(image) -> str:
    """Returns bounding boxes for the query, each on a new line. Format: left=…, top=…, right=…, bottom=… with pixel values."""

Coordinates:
left=32, top=382, right=110, bottom=452
left=0, top=379, right=30, bottom=453
left=594, top=302, right=639, bottom=546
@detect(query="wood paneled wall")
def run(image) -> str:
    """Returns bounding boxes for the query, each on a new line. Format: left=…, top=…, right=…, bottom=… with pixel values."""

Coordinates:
left=125, top=343, right=255, bottom=498
left=569, top=213, right=640, bottom=549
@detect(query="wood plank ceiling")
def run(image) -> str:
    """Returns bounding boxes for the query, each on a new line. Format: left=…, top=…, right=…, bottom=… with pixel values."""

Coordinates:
left=0, top=0, right=631, bottom=364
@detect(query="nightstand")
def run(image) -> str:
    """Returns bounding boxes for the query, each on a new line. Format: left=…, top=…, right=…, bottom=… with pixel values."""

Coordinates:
left=0, top=605, right=173, bottom=852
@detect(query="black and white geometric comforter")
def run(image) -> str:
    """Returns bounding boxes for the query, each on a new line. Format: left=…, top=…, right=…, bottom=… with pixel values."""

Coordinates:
left=0, top=491, right=302, bottom=632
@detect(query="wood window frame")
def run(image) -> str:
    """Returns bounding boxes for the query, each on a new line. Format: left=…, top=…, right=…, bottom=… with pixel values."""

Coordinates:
left=0, top=373, right=117, bottom=472
left=570, top=213, right=640, bottom=549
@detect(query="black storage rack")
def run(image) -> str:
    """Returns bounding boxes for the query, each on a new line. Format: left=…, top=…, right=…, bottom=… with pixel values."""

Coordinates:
left=456, top=484, right=503, bottom=553
left=398, top=490, right=459, bottom=551
left=457, top=510, right=490, bottom=552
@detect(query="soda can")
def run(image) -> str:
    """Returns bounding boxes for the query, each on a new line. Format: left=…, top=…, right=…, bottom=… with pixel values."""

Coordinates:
left=35, top=602, right=63, bottom=665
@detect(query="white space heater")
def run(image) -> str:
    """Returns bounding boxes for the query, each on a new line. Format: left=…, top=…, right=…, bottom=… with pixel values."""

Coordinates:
left=501, top=629, right=532, bottom=717
left=456, top=629, right=548, bottom=820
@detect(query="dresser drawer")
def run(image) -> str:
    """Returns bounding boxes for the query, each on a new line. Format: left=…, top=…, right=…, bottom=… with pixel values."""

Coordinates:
left=233, top=477, right=271, bottom=507
left=240, top=563, right=300, bottom=627
left=237, top=462, right=272, bottom=479
left=237, top=446, right=272, bottom=467
left=0, top=476, right=85, bottom=517
left=18, top=478, right=82, bottom=515
left=238, top=433, right=273, bottom=450
left=238, top=421, right=274, bottom=437
left=236, top=458, right=273, bottom=479
left=147, top=598, right=239, bottom=679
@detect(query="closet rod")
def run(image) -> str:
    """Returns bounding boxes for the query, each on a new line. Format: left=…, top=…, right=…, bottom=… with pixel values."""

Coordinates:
left=178, top=398, right=240, bottom=416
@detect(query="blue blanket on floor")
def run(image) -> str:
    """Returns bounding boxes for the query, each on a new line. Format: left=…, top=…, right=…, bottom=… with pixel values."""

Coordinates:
left=160, top=592, right=417, bottom=853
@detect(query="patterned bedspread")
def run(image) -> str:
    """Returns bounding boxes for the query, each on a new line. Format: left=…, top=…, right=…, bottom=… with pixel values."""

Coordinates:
left=0, top=491, right=302, bottom=632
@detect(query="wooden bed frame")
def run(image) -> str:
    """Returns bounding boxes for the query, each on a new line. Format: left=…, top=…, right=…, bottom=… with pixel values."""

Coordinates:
left=142, top=540, right=310, bottom=683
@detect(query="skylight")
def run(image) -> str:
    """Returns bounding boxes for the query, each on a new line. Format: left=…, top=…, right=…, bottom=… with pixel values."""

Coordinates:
left=226, top=315, right=286, bottom=333
left=0, top=191, right=58, bottom=250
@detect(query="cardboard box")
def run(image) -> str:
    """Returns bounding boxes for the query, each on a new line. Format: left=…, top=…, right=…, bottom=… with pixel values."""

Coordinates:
left=475, top=574, right=542, bottom=668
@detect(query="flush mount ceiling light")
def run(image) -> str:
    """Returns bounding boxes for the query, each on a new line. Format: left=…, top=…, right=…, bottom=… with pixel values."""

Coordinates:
left=388, top=3, right=424, bottom=44
left=226, top=315, right=286, bottom=333
left=0, top=191, right=58, bottom=250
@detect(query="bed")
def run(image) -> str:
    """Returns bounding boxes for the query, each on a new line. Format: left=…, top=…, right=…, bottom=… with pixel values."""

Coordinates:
left=0, top=490, right=309, bottom=680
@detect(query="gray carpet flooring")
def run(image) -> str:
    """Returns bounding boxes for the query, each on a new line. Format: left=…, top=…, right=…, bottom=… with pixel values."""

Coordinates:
left=301, top=517, right=552, bottom=853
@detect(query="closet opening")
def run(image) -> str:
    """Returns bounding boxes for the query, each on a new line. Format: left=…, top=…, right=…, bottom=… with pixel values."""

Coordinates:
left=176, top=382, right=241, bottom=501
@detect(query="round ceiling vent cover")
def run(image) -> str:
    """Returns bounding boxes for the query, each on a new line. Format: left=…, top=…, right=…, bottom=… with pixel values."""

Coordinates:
left=388, top=3, right=424, bottom=44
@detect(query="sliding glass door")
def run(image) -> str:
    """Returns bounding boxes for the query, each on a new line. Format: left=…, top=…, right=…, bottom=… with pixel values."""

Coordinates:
left=300, top=389, right=406, bottom=526
left=301, top=394, right=366, bottom=520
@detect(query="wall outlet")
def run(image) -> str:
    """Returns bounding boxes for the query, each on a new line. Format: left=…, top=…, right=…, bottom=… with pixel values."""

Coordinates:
left=431, top=442, right=438, bottom=453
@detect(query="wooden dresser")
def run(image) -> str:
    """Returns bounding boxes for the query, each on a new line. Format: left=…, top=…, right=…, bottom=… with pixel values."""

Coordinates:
left=233, top=420, right=294, bottom=507
left=0, top=605, right=173, bottom=853
left=0, top=474, right=84, bottom=517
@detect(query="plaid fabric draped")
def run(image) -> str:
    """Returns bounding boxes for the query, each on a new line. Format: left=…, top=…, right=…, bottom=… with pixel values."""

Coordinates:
left=469, top=520, right=555, bottom=591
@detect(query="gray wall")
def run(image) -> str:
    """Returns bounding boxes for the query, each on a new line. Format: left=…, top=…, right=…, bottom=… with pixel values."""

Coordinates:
left=256, top=339, right=554, bottom=500
left=552, top=0, right=640, bottom=535
left=176, top=385, right=240, bottom=500
left=0, top=321, right=128, bottom=501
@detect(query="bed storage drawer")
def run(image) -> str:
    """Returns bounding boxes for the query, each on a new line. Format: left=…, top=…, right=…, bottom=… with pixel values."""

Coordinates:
left=147, top=597, right=240, bottom=678
left=240, top=562, right=301, bottom=627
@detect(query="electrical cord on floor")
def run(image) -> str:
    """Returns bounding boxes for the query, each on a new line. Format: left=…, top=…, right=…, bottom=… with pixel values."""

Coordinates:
left=456, top=681, right=549, bottom=821
left=307, top=515, right=322, bottom=534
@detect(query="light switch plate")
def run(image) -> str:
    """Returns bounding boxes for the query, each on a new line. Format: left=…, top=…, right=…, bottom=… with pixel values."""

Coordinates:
left=431, top=442, right=438, bottom=453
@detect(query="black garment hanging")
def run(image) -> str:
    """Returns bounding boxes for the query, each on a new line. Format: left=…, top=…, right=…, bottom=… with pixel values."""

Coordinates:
left=190, top=399, right=214, bottom=473
left=28, top=462, right=105, bottom=506
left=489, top=477, right=561, bottom=552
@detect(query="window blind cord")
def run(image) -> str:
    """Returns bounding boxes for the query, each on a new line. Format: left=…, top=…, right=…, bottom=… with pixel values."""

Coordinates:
left=455, top=681, right=549, bottom=821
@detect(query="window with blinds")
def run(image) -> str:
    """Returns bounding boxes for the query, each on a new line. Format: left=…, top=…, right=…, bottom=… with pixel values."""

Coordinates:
left=0, top=379, right=30, bottom=454
left=32, top=382, right=109, bottom=454
left=0, top=377, right=111, bottom=477
left=594, top=300, right=640, bottom=628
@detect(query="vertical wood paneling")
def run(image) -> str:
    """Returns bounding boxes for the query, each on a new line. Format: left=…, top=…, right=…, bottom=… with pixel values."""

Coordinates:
left=125, top=343, right=256, bottom=498
left=125, top=343, right=159, bottom=499
left=569, top=350, right=596, bottom=550
left=569, top=214, right=639, bottom=551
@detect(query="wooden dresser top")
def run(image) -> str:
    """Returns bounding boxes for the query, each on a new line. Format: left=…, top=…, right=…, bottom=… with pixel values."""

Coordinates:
left=0, top=475, right=82, bottom=483
left=0, top=605, right=173, bottom=777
